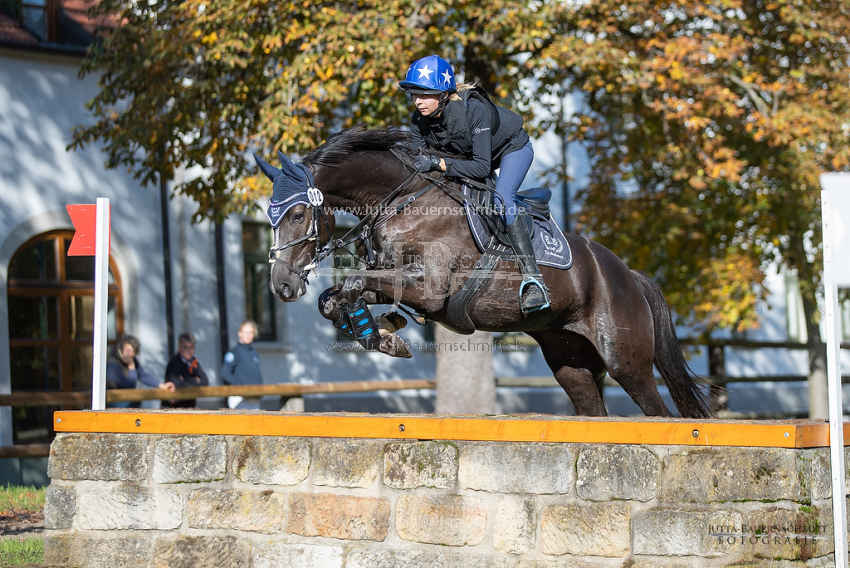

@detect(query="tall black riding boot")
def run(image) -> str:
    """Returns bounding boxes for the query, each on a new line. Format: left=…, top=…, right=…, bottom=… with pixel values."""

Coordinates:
left=505, top=221, right=551, bottom=313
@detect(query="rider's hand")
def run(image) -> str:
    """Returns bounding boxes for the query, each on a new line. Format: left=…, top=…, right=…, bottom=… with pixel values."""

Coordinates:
left=413, top=153, right=442, bottom=173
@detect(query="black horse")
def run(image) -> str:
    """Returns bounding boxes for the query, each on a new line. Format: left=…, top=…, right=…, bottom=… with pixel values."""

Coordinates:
left=254, top=127, right=712, bottom=418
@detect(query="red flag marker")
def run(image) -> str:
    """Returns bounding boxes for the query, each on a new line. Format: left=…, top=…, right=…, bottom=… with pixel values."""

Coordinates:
left=66, top=204, right=110, bottom=256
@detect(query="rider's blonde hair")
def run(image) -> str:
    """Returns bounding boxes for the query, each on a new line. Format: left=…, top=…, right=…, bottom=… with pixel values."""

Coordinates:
left=448, top=82, right=478, bottom=102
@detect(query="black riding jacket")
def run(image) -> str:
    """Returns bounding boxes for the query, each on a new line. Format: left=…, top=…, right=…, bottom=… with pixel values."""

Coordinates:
left=409, top=88, right=529, bottom=180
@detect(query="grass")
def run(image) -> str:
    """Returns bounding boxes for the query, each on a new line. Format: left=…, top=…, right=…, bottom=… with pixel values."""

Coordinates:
left=0, top=485, right=46, bottom=566
left=0, top=485, right=45, bottom=514
left=0, top=538, right=43, bottom=567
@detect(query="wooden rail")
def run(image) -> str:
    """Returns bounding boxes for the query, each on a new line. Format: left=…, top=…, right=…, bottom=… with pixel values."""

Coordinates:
left=0, top=379, right=437, bottom=408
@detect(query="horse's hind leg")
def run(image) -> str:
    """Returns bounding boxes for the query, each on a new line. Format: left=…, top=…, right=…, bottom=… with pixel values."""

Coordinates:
left=531, top=331, right=608, bottom=416
left=609, top=367, right=673, bottom=417
left=603, top=343, right=673, bottom=417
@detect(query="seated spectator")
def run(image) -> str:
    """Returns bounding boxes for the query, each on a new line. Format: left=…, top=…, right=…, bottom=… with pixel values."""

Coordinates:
left=106, top=335, right=175, bottom=408
left=162, top=333, right=209, bottom=409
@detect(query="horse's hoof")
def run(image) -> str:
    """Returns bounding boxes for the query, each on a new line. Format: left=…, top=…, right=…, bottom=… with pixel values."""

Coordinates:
left=378, top=333, right=412, bottom=358
left=376, top=311, right=408, bottom=335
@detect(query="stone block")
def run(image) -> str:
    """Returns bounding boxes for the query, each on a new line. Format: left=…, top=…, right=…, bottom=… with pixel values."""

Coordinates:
left=660, top=448, right=804, bottom=503
left=632, top=508, right=742, bottom=557
left=288, top=492, right=390, bottom=541
left=48, top=433, right=150, bottom=482
left=254, top=542, right=344, bottom=568
left=313, top=439, right=381, bottom=488
left=444, top=555, right=512, bottom=568
left=152, top=436, right=226, bottom=483
left=384, top=441, right=458, bottom=489
left=153, top=536, right=251, bottom=568
left=514, top=561, right=622, bottom=568
left=616, top=561, right=694, bottom=568
left=736, top=505, right=833, bottom=561
left=576, top=445, right=660, bottom=501
left=459, top=442, right=574, bottom=494
left=44, top=484, right=75, bottom=529
left=76, top=483, right=183, bottom=530
left=187, top=488, right=288, bottom=533
left=233, top=436, right=311, bottom=486
left=344, top=548, right=446, bottom=568
left=395, top=494, right=487, bottom=546
left=67, top=535, right=154, bottom=568
left=540, top=501, right=630, bottom=557
left=809, top=448, right=850, bottom=501
left=493, top=496, right=536, bottom=555
left=43, top=534, right=71, bottom=567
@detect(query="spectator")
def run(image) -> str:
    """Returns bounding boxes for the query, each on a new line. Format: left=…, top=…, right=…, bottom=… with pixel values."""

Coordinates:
left=106, top=335, right=175, bottom=408
left=161, top=333, right=209, bottom=409
left=222, top=321, right=263, bottom=410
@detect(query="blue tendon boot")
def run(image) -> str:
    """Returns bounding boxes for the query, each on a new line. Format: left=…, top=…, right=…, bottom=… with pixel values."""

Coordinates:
left=348, top=298, right=382, bottom=351
left=505, top=221, right=551, bottom=313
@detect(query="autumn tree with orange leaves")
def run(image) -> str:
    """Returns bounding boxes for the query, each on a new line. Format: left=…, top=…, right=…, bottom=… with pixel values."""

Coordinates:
left=71, top=0, right=850, bottom=414
left=527, top=0, right=850, bottom=416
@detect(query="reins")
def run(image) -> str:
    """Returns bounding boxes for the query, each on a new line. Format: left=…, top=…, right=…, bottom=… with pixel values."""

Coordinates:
left=268, top=146, right=490, bottom=291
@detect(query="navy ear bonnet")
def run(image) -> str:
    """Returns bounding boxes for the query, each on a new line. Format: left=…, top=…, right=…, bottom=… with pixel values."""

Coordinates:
left=253, top=152, right=323, bottom=228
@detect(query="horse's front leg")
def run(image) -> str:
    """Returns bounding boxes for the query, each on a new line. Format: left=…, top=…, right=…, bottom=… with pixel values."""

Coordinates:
left=317, top=276, right=411, bottom=358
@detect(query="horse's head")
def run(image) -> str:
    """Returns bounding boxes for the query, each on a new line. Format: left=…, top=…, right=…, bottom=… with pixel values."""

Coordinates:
left=254, top=151, right=334, bottom=302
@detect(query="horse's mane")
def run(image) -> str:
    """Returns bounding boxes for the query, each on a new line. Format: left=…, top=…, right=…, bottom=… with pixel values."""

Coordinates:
left=303, top=126, right=411, bottom=167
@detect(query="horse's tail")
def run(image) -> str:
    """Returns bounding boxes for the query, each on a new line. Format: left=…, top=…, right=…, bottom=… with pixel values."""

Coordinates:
left=631, top=270, right=714, bottom=418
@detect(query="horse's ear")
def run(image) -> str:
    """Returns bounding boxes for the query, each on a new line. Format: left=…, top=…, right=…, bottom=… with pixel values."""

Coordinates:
left=276, top=151, right=305, bottom=180
left=253, top=153, right=280, bottom=182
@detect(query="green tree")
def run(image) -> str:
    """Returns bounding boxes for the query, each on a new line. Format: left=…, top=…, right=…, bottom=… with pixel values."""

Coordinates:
left=527, top=0, right=850, bottom=416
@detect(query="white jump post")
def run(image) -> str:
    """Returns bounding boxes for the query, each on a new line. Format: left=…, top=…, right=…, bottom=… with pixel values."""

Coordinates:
left=820, top=172, right=849, bottom=568
left=92, top=198, right=111, bottom=410
left=66, top=199, right=111, bottom=411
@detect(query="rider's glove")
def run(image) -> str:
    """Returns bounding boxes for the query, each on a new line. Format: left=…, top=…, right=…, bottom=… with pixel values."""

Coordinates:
left=413, top=153, right=442, bottom=173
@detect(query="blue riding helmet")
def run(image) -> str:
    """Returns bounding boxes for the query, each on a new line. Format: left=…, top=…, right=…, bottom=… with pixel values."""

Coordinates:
left=399, top=55, right=456, bottom=94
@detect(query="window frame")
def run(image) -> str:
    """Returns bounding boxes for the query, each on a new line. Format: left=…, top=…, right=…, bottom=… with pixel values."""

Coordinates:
left=241, top=220, right=279, bottom=343
left=7, top=230, right=124, bottom=391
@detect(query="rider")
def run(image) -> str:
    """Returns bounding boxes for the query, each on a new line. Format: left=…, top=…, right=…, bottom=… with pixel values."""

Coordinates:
left=399, top=55, right=550, bottom=313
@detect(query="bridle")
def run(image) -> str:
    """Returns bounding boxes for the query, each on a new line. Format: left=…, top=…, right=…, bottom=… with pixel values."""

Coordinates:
left=267, top=164, right=332, bottom=284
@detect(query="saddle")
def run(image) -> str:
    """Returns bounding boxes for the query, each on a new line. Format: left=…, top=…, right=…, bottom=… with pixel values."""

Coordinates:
left=468, top=185, right=552, bottom=249
left=444, top=182, right=572, bottom=334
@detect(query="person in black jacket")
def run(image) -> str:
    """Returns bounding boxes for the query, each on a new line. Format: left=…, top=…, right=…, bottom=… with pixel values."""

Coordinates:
left=106, top=335, right=175, bottom=408
left=222, top=321, right=263, bottom=410
left=161, top=333, right=209, bottom=409
left=399, top=54, right=550, bottom=314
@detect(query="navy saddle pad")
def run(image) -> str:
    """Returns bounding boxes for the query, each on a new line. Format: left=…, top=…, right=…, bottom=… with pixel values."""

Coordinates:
left=463, top=184, right=572, bottom=270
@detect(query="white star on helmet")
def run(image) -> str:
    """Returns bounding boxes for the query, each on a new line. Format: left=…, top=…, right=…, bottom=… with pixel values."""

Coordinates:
left=417, top=65, right=434, bottom=80
left=441, top=69, right=453, bottom=85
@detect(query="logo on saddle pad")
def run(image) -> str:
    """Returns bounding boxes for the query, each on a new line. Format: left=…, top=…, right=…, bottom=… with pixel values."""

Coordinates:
left=542, top=233, right=564, bottom=254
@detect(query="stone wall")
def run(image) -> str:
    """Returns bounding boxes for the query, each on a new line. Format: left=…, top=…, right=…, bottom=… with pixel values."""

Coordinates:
left=44, top=432, right=847, bottom=567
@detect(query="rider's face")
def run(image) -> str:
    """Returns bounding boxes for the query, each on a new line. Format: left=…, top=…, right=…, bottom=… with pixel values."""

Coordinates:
left=412, top=93, right=441, bottom=116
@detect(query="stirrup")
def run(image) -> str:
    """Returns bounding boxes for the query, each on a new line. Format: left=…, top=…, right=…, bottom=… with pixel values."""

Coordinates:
left=348, top=298, right=381, bottom=350
left=519, top=278, right=551, bottom=313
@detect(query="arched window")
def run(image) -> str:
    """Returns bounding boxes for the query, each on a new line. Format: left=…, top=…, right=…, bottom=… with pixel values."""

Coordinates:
left=7, top=230, right=123, bottom=443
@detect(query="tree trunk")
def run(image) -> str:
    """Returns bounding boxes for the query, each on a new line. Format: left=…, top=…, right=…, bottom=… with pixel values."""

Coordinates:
left=434, top=325, right=496, bottom=415
left=793, top=246, right=829, bottom=419
left=801, top=291, right=829, bottom=419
